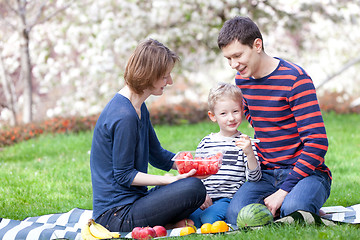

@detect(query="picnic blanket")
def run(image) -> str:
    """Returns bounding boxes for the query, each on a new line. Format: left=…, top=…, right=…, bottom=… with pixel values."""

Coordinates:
left=1, top=204, right=359, bottom=240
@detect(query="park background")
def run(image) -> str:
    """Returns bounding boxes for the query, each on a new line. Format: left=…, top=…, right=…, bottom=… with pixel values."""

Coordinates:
left=1, top=0, right=360, bottom=131
left=1, top=1, right=360, bottom=239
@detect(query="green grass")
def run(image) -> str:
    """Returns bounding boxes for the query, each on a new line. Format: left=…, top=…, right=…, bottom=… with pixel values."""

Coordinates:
left=0, top=112, right=359, bottom=239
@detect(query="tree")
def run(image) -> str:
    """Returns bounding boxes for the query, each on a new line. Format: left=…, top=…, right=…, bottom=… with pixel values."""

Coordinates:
left=0, top=43, right=17, bottom=126
left=1, top=0, right=359, bottom=126
left=0, top=0, right=72, bottom=124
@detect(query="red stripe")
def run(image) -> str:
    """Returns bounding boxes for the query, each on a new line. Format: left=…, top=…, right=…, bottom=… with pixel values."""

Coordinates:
left=254, top=122, right=297, bottom=132
left=303, top=151, right=325, bottom=163
left=289, top=89, right=316, bottom=102
left=249, top=105, right=290, bottom=111
left=269, top=75, right=297, bottom=80
left=306, top=142, right=328, bottom=151
left=292, top=100, right=319, bottom=111
left=258, top=142, right=300, bottom=153
left=295, top=111, right=322, bottom=121
left=244, top=94, right=287, bottom=101
left=293, top=166, right=308, bottom=177
left=285, top=61, right=304, bottom=75
left=257, top=133, right=299, bottom=142
left=258, top=149, right=302, bottom=163
left=252, top=114, right=293, bottom=122
left=298, top=122, right=325, bottom=132
left=298, top=159, right=316, bottom=170
left=300, top=134, right=327, bottom=142
left=278, top=66, right=291, bottom=71
left=293, top=78, right=312, bottom=88
left=239, top=85, right=292, bottom=91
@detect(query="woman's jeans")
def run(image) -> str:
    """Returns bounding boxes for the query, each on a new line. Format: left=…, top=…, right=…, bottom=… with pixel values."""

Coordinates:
left=189, top=197, right=231, bottom=228
left=96, top=177, right=206, bottom=232
left=226, top=169, right=332, bottom=225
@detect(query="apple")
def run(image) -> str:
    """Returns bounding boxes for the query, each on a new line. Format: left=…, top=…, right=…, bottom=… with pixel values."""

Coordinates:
left=131, top=227, right=142, bottom=239
left=139, top=227, right=156, bottom=240
left=153, top=225, right=167, bottom=237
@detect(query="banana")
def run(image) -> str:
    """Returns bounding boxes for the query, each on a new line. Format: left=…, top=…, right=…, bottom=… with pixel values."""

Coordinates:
left=88, top=219, right=120, bottom=239
left=81, top=221, right=98, bottom=240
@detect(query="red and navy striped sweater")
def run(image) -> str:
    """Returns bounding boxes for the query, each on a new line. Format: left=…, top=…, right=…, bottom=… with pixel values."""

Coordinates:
left=235, top=58, right=331, bottom=192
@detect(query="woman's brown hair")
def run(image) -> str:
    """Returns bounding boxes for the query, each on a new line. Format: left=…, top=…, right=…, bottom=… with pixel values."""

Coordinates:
left=124, top=39, right=179, bottom=94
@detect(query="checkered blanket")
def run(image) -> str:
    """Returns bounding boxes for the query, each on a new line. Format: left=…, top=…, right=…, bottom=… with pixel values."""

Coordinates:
left=0, top=204, right=359, bottom=240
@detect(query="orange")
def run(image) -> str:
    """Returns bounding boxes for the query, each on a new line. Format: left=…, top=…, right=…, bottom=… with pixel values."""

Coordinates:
left=210, top=221, right=229, bottom=233
left=179, top=226, right=196, bottom=236
left=200, top=223, right=212, bottom=234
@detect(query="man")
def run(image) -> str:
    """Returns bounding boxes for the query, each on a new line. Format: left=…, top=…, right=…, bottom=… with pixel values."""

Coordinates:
left=217, top=16, right=332, bottom=224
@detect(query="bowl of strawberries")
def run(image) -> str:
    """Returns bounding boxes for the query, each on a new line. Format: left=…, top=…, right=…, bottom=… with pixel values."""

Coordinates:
left=172, top=151, right=224, bottom=176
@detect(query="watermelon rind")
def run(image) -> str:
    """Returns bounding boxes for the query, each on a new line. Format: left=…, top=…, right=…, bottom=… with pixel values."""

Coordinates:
left=237, top=203, right=274, bottom=228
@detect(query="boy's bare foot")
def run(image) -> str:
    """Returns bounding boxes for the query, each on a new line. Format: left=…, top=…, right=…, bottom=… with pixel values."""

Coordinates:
left=165, top=219, right=195, bottom=229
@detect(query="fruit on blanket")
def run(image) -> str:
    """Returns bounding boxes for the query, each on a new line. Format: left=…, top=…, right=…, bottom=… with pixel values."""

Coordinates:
left=131, top=227, right=142, bottom=239
left=153, top=225, right=167, bottom=237
left=81, top=222, right=98, bottom=240
left=210, top=221, right=229, bottom=233
left=237, top=203, right=274, bottom=228
left=87, top=219, right=120, bottom=239
left=179, top=226, right=196, bottom=236
left=200, top=223, right=212, bottom=234
left=131, top=226, right=163, bottom=239
left=138, top=227, right=157, bottom=239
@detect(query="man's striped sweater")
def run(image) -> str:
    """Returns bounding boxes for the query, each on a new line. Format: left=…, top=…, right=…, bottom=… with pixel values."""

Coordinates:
left=235, top=58, right=331, bottom=192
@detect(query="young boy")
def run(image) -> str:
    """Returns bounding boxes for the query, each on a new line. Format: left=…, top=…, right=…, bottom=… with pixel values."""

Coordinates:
left=189, top=83, right=261, bottom=227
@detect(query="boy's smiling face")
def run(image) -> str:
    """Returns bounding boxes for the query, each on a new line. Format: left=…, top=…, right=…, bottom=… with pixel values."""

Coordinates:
left=208, top=97, right=243, bottom=137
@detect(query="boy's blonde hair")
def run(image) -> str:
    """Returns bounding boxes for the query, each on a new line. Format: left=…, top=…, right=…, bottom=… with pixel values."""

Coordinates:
left=208, top=83, right=243, bottom=112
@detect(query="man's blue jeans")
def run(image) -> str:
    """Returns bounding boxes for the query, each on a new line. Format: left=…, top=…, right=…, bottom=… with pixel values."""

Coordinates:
left=226, top=169, right=331, bottom=225
left=189, top=197, right=231, bottom=228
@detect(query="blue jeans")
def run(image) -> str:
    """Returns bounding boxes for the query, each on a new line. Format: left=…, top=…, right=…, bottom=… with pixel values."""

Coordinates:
left=96, top=177, right=206, bottom=232
left=189, top=197, right=231, bottom=228
left=226, top=169, right=331, bottom=225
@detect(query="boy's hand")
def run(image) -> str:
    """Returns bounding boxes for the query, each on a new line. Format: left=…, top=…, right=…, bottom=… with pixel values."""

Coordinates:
left=235, top=134, right=252, bottom=154
left=200, top=194, right=213, bottom=210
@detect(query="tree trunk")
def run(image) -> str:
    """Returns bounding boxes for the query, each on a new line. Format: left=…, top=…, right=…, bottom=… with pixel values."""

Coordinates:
left=20, top=27, right=33, bottom=124
left=0, top=54, right=17, bottom=126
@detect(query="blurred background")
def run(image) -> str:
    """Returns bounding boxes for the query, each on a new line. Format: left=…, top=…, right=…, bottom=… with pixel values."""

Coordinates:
left=1, top=0, right=359, bottom=127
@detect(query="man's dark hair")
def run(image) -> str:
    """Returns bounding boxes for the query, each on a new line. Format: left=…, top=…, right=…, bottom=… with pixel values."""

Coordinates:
left=218, top=16, right=264, bottom=50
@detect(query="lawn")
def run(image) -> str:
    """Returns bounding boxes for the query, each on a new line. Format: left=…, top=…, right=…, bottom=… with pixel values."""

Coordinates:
left=0, top=112, right=359, bottom=239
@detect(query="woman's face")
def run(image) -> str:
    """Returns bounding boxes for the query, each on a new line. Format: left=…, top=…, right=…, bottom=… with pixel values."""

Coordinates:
left=151, top=67, right=174, bottom=96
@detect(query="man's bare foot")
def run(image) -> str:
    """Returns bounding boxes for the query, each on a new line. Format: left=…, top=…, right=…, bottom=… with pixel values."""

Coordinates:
left=319, top=209, right=326, bottom=216
left=165, top=219, right=195, bottom=229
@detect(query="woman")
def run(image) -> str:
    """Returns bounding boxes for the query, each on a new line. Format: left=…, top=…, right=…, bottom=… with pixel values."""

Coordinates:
left=90, top=39, right=206, bottom=232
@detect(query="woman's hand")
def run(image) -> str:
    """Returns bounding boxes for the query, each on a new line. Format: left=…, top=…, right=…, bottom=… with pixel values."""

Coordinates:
left=132, top=169, right=197, bottom=186
left=200, top=194, right=213, bottom=210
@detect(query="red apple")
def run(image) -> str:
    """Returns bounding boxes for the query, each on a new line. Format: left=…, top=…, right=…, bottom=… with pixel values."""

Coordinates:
left=153, top=225, right=167, bottom=237
left=131, top=227, right=142, bottom=239
left=139, top=227, right=156, bottom=240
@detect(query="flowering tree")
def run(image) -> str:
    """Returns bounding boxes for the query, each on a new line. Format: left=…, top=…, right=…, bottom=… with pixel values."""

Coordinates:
left=0, top=0, right=359, bottom=126
left=0, top=0, right=73, bottom=124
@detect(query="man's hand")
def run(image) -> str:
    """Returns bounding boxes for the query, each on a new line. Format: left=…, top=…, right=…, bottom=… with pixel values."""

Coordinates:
left=200, top=194, right=213, bottom=210
left=264, top=189, right=288, bottom=217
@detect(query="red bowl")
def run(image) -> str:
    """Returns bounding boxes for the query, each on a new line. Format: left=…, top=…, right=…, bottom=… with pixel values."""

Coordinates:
left=172, top=151, right=223, bottom=176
